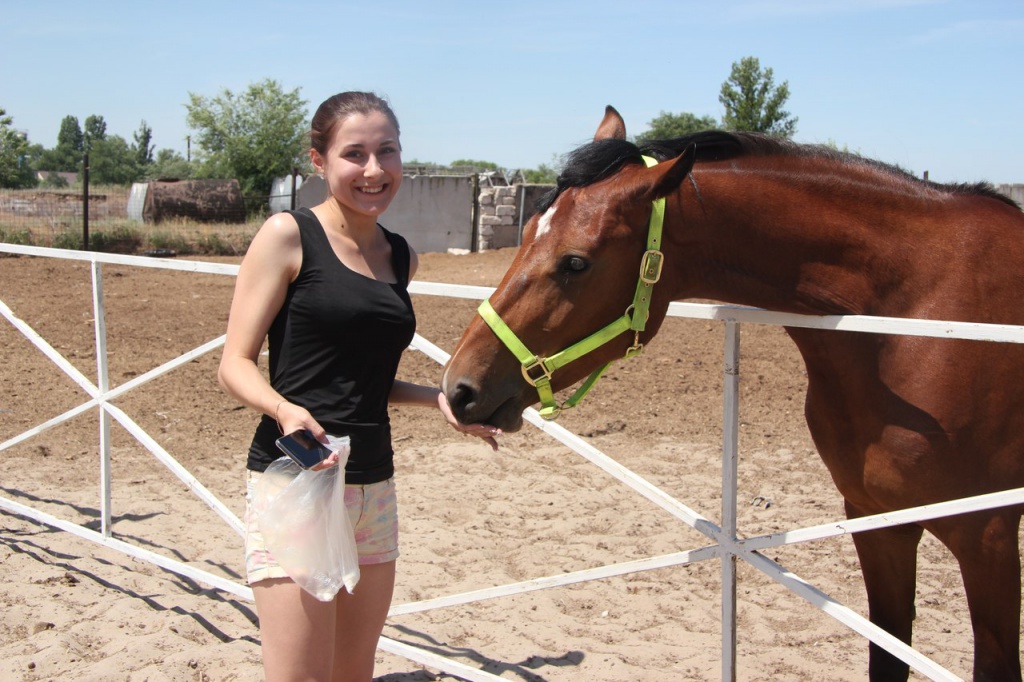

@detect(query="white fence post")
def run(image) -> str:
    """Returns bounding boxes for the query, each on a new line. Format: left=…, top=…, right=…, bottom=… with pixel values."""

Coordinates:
left=91, top=260, right=113, bottom=537
left=721, top=321, right=740, bottom=682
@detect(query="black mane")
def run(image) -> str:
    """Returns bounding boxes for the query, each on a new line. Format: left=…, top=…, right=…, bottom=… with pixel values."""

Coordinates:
left=536, top=138, right=644, bottom=213
left=537, top=131, right=1019, bottom=212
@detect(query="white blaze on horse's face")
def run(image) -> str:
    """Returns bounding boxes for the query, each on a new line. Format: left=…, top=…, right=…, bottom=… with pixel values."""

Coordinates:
left=535, top=205, right=557, bottom=239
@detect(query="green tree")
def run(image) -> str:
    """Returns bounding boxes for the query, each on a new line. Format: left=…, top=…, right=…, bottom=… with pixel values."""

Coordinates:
left=719, top=56, right=798, bottom=137
left=185, top=78, right=308, bottom=195
left=39, top=115, right=85, bottom=172
left=83, top=114, right=107, bottom=151
left=522, top=153, right=562, bottom=184
left=57, top=115, right=84, bottom=150
left=0, top=108, right=37, bottom=188
left=822, top=138, right=857, bottom=154
left=132, top=120, right=154, bottom=168
left=40, top=171, right=69, bottom=188
left=449, top=159, right=500, bottom=172
left=88, top=135, right=139, bottom=185
left=403, top=158, right=442, bottom=174
left=36, top=147, right=59, bottom=172
left=23, top=142, right=45, bottom=175
left=148, top=148, right=194, bottom=180
left=523, top=163, right=558, bottom=184
left=634, top=111, right=718, bottom=144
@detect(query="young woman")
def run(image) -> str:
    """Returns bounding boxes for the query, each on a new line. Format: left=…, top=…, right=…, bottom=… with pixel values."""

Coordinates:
left=218, top=91, right=500, bottom=682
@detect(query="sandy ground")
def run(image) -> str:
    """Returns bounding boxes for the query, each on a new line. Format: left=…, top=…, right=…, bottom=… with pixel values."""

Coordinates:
left=0, top=247, right=986, bottom=680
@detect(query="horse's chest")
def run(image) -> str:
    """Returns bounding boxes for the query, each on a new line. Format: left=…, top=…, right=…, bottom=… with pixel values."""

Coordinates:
left=787, top=315, right=1024, bottom=510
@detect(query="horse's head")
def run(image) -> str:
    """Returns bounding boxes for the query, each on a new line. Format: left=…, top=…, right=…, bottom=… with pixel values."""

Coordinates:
left=442, top=106, right=694, bottom=431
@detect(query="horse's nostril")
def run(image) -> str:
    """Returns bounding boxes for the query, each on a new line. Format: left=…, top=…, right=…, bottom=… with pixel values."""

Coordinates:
left=447, top=381, right=478, bottom=421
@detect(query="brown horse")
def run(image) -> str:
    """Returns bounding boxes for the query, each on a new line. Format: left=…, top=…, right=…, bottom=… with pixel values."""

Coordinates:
left=442, top=106, right=1024, bottom=681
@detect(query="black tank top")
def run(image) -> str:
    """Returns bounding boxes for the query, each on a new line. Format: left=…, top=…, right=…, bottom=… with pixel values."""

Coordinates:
left=246, top=208, right=416, bottom=483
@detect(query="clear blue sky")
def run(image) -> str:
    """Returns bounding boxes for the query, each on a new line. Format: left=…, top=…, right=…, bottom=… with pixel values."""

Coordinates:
left=3, top=1, right=1022, bottom=184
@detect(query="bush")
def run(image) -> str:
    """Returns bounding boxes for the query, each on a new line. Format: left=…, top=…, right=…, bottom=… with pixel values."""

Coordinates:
left=147, top=231, right=193, bottom=256
left=0, top=228, right=35, bottom=246
left=51, top=225, right=143, bottom=253
left=91, top=226, right=143, bottom=253
left=194, top=229, right=256, bottom=256
left=195, top=232, right=230, bottom=255
left=40, top=172, right=70, bottom=189
left=51, top=231, right=81, bottom=250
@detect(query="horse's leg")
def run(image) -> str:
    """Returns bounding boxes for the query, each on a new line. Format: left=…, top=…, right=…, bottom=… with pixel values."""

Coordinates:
left=933, top=511, right=1022, bottom=682
left=846, top=499, right=925, bottom=682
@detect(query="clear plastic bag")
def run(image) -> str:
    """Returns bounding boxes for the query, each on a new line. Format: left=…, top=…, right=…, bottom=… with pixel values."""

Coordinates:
left=253, top=435, right=358, bottom=600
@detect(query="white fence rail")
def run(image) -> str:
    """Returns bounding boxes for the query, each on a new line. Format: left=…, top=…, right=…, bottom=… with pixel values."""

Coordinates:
left=2, top=243, right=1024, bottom=681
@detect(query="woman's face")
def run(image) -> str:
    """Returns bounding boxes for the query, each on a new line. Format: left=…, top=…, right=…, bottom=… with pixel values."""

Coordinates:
left=312, top=111, right=402, bottom=218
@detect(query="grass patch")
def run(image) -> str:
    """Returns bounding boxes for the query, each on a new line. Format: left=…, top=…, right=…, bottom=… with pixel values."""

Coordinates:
left=147, top=231, right=194, bottom=255
left=1, top=219, right=259, bottom=257
left=52, top=224, right=144, bottom=253
left=0, top=228, right=35, bottom=246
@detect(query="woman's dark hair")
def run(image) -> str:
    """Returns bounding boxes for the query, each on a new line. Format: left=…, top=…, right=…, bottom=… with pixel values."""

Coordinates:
left=310, top=91, right=401, bottom=155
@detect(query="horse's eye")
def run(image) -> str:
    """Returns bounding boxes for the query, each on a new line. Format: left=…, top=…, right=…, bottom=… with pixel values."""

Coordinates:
left=561, top=255, right=589, bottom=273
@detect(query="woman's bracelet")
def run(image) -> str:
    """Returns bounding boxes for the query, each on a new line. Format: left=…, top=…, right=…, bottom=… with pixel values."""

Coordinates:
left=274, top=399, right=286, bottom=434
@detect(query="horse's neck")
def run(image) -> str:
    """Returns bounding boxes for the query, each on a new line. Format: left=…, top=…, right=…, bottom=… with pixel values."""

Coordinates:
left=670, top=164, right=929, bottom=316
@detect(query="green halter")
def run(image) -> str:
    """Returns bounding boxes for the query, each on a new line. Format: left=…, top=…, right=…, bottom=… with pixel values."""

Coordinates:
left=477, top=155, right=666, bottom=420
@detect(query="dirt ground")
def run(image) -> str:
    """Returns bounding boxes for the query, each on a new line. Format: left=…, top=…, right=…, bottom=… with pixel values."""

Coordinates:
left=0, top=247, right=980, bottom=680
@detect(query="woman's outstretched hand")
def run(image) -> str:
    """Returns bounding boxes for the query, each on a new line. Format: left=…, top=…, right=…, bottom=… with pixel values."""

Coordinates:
left=437, top=392, right=501, bottom=451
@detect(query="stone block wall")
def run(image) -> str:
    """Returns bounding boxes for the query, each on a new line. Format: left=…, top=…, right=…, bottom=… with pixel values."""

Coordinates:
left=477, top=185, right=520, bottom=251
left=476, top=183, right=554, bottom=251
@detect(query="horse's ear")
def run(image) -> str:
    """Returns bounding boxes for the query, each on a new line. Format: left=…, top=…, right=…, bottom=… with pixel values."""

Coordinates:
left=649, top=143, right=696, bottom=199
left=594, top=105, right=626, bottom=141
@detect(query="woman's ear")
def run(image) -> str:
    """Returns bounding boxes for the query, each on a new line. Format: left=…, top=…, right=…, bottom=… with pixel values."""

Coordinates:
left=310, top=149, right=324, bottom=176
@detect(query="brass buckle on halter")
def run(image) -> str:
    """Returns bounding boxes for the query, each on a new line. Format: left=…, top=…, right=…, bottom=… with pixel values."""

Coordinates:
left=521, top=357, right=552, bottom=387
left=640, top=250, right=664, bottom=284
left=625, top=330, right=644, bottom=359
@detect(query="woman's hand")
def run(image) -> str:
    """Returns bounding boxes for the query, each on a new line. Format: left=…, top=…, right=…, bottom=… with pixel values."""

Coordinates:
left=275, top=401, right=320, bottom=440
left=437, top=391, right=502, bottom=451
left=276, top=401, right=340, bottom=469
left=310, top=451, right=340, bottom=471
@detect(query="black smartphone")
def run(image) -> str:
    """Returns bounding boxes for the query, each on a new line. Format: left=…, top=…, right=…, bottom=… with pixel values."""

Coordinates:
left=275, top=429, right=331, bottom=469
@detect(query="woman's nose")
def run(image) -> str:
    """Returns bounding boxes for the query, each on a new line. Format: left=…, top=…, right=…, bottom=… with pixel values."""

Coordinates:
left=364, top=155, right=383, bottom=177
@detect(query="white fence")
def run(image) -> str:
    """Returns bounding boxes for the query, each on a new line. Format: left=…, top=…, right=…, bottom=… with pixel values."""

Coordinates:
left=2, top=243, right=1024, bottom=681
